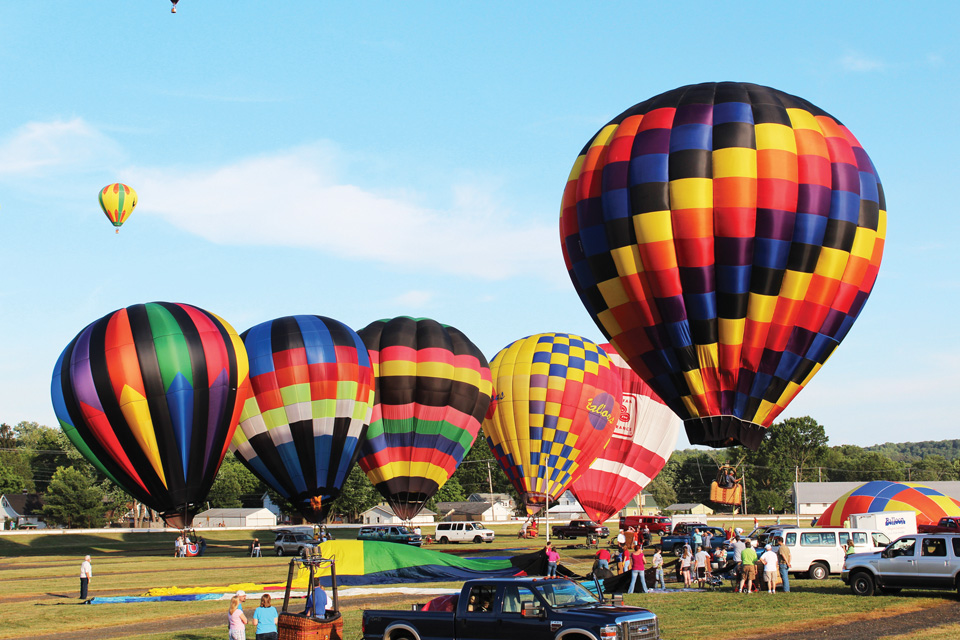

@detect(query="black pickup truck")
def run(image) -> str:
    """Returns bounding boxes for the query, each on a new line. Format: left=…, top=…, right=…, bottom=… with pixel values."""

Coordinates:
left=553, top=520, right=610, bottom=540
left=362, top=577, right=660, bottom=640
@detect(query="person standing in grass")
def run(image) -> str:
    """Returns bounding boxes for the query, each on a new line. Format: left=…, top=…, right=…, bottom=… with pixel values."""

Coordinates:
left=652, top=546, right=665, bottom=590
left=228, top=595, right=248, bottom=640
left=79, top=555, right=92, bottom=600
left=760, top=544, right=779, bottom=593
left=627, top=547, right=647, bottom=593
left=739, top=541, right=758, bottom=593
left=252, top=593, right=279, bottom=640
left=680, top=547, right=692, bottom=587
left=694, top=545, right=710, bottom=588
left=545, top=543, right=560, bottom=577
left=775, top=536, right=791, bottom=592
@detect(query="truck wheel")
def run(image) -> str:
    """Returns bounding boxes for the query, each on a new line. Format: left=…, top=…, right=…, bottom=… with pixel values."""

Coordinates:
left=474, top=535, right=482, bottom=543
left=673, top=544, right=684, bottom=556
left=555, top=533, right=564, bottom=540
left=439, top=536, right=449, bottom=544
left=275, top=547, right=283, bottom=557
left=298, top=546, right=306, bottom=557
left=850, top=571, right=875, bottom=596
left=808, top=562, right=829, bottom=580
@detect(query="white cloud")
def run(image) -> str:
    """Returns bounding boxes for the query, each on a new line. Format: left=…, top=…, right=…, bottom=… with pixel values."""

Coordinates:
left=0, top=118, right=124, bottom=175
left=128, top=143, right=561, bottom=281
left=840, top=52, right=885, bottom=72
left=387, top=290, right=435, bottom=308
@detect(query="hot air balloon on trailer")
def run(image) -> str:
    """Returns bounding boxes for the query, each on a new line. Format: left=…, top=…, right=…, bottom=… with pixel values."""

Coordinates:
left=98, top=183, right=138, bottom=233
left=483, top=333, right=622, bottom=515
left=569, top=343, right=680, bottom=524
left=561, top=82, right=886, bottom=450
left=51, top=302, right=249, bottom=529
left=356, top=317, right=493, bottom=521
left=230, top=315, right=375, bottom=523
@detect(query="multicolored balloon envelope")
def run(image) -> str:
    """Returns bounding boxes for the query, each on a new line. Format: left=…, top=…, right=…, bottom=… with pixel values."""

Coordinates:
left=230, top=316, right=375, bottom=523
left=570, top=343, right=681, bottom=523
left=818, top=481, right=960, bottom=527
left=483, top=333, right=622, bottom=515
left=98, top=183, right=138, bottom=232
left=560, top=82, right=886, bottom=450
left=51, top=302, right=249, bottom=529
left=356, top=317, right=493, bottom=521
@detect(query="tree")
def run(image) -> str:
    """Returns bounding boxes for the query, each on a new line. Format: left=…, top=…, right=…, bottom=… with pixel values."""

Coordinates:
left=328, top=466, right=379, bottom=522
left=0, top=463, right=26, bottom=494
left=646, top=475, right=676, bottom=513
left=909, top=454, right=956, bottom=481
left=822, top=446, right=905, bottom=482
left=43, top=466, right=109, bottom=528
left=425, top=477, right=466, bottom=513
left=15, top=422, right=70, bottom=492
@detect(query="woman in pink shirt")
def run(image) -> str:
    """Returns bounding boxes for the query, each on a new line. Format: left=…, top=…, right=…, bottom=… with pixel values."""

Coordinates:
left=228, top=594, right=248, bottom=640
left=627, top=548, right=647, bottom=593
left=545, top=543, right=560, bottom=577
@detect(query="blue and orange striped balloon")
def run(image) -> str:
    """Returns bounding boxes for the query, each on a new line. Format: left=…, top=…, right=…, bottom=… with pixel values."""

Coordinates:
left=561, top=82, right=886, bottom=450
left=51, top=302, right=249, bottom=529
left=231, top=315, right=375, bottom=523
left=819, top=481, right=960, bottom=527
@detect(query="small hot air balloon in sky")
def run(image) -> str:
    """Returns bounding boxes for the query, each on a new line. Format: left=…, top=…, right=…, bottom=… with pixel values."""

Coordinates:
left=230, top=315, right=375, bottom=523
left=171, top=0, right=180, bottom=13
left=483, top=333, right=622, bottom=515
left=560, top=82, right=886, bottom=450
left=570, top=343, right=681, bottom=524
left=98, top=183, right=138, bottom=233
left=356, top=317, right=493, bottom=521
left=51, top=302, right=249, bottom=529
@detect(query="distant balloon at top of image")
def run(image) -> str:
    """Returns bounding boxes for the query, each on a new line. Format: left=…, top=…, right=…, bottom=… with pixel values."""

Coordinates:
left=98, top=183, right=137, bottom=233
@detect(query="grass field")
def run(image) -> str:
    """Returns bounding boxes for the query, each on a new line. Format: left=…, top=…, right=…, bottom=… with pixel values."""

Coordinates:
left=0, top=521, right=955, bottom=640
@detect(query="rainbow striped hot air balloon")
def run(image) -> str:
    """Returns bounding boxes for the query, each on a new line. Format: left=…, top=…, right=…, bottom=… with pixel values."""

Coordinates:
left=98, top=183, right=138, bottom=233
left=231, top=315, right=375, bottom=523
left=356, top=317, right=493, bottom=521
left=51, top=302, right=249, bottom=529
left=483, top=333, right=622, bottom=515
left=818, top=481, right=960, bottom=527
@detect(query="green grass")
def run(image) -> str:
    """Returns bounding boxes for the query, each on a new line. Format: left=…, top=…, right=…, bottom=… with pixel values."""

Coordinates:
left=0, top=525, right=953, bottom=639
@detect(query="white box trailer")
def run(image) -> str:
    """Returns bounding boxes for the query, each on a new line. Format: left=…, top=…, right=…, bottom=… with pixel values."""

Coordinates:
left=848, top=511, right=917, bottom=540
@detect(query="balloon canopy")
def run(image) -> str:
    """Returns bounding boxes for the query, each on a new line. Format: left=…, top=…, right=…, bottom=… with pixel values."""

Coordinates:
left=51, top=302, right=249, bottom=529
left=570, top=343, right=681, bottom=523
left=483, top=333, right=622, bottom=515
left=231, top=315, right=374, bottom=523
left=818, top=481, right=960, bottom=527
left=356, top=317, right=493, bottom=521
left=98, top=183, right=138, bottom=232
left=560, top=82, right=886, bottom=450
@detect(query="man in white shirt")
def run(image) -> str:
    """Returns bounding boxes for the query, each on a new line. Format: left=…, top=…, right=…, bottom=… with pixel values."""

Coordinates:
left=616, top=530, right=626, bottom=555
left=80, top=555, right=92, bottom=600
left=694, top=545, right=711, bottom=588
left=760, top=544, right=780, bottom=593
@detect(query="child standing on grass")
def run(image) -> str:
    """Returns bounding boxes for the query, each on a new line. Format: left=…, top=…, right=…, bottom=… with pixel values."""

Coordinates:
left=680, top=547, right=692, bottom=587
left=228, top=595, right=248, bottom=640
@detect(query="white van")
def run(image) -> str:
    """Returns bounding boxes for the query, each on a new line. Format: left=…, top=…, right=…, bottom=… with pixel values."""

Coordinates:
left=773, top=528, right=891, bottom=580
left=435, top=521, right=495, bottom=544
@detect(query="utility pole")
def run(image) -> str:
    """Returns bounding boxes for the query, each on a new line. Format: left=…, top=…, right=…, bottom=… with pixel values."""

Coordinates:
left=486, top=461, right=494, bottom=495
left=742, top=466, right=748, bottom=517
left=818, top=467, right=822, bottom=482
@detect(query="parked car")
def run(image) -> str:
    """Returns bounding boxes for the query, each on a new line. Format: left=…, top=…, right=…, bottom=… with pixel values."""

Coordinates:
left=362, top=577, right=661, bottom=640
left=357, top=525, right=423, bottom=546
left=918, top=517, right=960, bottom=535
left=746, top=524, right=798, bottom=546
left=619, top=515, right=672, bottom=535
left=274, top=531, right=320, bottom=557
left=773, top=527, right=890, bottom=580
left=435, top=521, right=495, bottom=543
left=552, top=519, right=610, bottom=539
left=660, top=525, right=726, bottom=556
left=842, top=533, right=960, bottom=596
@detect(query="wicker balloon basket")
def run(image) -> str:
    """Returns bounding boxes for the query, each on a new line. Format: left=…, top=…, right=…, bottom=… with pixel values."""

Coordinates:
left=277, top=612, right=344, bottom=640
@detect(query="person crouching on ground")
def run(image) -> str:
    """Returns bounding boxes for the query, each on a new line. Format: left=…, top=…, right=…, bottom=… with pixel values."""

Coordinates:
left=595, top=546, right=610, bottom=571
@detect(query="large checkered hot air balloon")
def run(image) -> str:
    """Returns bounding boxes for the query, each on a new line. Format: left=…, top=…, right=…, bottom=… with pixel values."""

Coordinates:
left=570, top=343, right=681, bottom=524
left=230, top=316, right=375, bottom=523
left=51, top=302, right=249, bottom=529
left=356, top=317, right=493, bottom=521
left=483, top=333, right=622, bottom=515
left=561, top=82, right=886, bottom=450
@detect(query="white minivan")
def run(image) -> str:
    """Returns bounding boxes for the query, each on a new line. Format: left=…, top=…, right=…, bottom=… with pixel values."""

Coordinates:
left=773, top=528, right=891, bottom=580
left=435, top=521, right=495, bottom=544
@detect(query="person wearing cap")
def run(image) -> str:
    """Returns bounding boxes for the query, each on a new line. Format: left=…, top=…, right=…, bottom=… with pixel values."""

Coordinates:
left=760, top=543, right=779, bottom=593
left=235, top=589, right=247, bottom=610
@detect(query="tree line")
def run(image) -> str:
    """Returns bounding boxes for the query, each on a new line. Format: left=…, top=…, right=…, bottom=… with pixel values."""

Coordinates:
left=3, top=417, right=958, bottom=527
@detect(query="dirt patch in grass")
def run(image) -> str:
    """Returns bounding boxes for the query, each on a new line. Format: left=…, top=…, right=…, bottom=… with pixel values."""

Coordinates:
left=742, top=601, right=960, bottom=640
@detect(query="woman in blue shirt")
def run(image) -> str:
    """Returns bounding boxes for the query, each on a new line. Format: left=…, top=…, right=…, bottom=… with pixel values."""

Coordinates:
left=252, top=594, right=279, bottom=640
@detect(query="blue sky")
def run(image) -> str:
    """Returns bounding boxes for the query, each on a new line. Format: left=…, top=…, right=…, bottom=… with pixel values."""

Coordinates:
left=0, top=2, right=956, bottom=449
